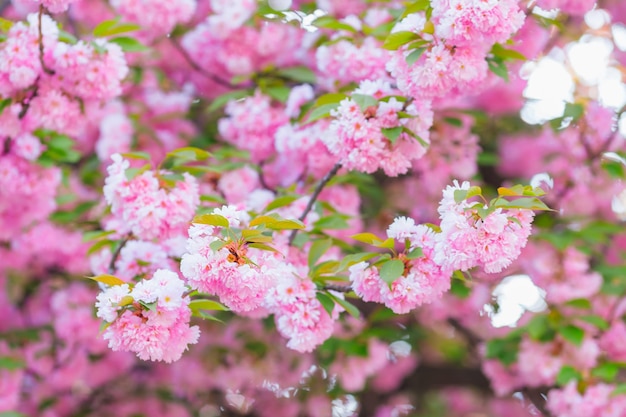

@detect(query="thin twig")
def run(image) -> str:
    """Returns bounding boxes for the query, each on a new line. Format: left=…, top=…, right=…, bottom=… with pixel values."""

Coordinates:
left=108, top=234, right=131, bottom=274
left=288, top=162, right=342, bottom=246
left=323, top=283, right=353, bottom=293
left=18, top=82, right=40, bottom=119
left=169, top=37, right=238, bottom=89
left=38, top=5, right=55, bottom=75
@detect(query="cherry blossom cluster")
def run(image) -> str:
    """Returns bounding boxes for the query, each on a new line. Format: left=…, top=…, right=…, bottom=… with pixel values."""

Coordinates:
left=109, top=0, right=196, bottom=37
left=435, top=181, right=535, bottom=274
left=349, top=219, right=452, bottom=314
left=315, top=12, right=393, bottom=87
left=387, top=0, right=525, bottom=101
left=179, top=204, right=343, bottom=352
left=95, top=269, right=200, bottom=363
left=324, top=80, right=432, bottom=176
left=103, top=154, right=200, bottom=240
left=180, top=209, right=278, bottom=315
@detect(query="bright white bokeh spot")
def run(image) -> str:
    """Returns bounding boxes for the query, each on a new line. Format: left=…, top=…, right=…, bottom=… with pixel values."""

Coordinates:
left=619, top=114, right=626, bottom=137
left=521, top=57, right=574, bottom=124
left=598, top=67, right=626, bottom=109
left=269, top=0, right=292, bottom=11
left=612, top=24, right=626, bottom=51
left=485, top=275, right=547, bottom=328
left=530, top=172, right=554, bottom=189
left=567, top=36, right=613, bottom=85
left=585, top=9, right=611, bottom=30
left=532, top=6, right=559, bottom=19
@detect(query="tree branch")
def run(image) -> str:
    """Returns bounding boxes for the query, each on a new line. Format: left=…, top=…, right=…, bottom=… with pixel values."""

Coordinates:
left=38, top=5, right=55, bottom=75
left=108, top=234, right=131, bottom=274
left=288, top=163, right=342, bottom=246
left=169, top=38, right=239, bottom=90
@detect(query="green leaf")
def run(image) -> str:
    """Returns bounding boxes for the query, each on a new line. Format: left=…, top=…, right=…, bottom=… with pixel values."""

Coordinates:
left=118, top=295, right=134, bottom=307
left=0, top=412, right=26, bottom=417
left=328, top=293, right=360, bottom=318
left=50, top=201, right=97, bottom=224
left=193, top=213, right=229, bottom=228
left=208, top=89, right=251, bottom=112
left=381, top=126, right=403, bottom=144
left=406, top=247, right=423, bottom=259
left=314, top=214, right=349, bottom=230
left=405, top=47, right=427, bottom=66
left=139, top=301, right=157, bottom=312
left=209, top=240, right=227, bottom=252
left=251, top=214, right=305, bottom=230
left=315, top=93, right=348, bottom=106
left=87, top=239, right=114, bottom=256
left=491, top=43, right=526, bottom=61
left=564, top=299, right=592, bottom=309
left=0, top=356, right=25, bottom=371
left=94, top=19, right=141, bottom=37
left=0, top=98, right=11, bottom=116
left=120, top=151, right=151, bottom=160
left=305, top=103, right=340, bottom=123
left=487, top=56, right=509, bottom=81
left=383, top=31, right=420, bottom=50
left=379, top=259, right=405, bottom=286
left=316, top=292, right=335, bottom=317
left=264, top=85, right=291, bottom=103
left=579, top=315, right=609, bottom=330
left=82, top=230, right=116, bottom=242
left=93, top=19, right=118, bottom=37
left=454, top=189, right=468, bottom=203
left=312, top=15, right=357, bottom=32
left=165, top=147, right=211, bottom=163
left=443, top=117, right=463, bottom=127
left=351, top=233, right=383, bottom=245
left=485, top=336, right=520, bottom=366
left=450, top=279, right=471, bottom=298
left=337, top=252, right=378, bottom=272
left=560, top=324, right=585, bottom=346
left=401, top=0, right=430, bottom=18
left=89, top=274, right=126, bottom=286
left=264, top=195, right=299, bottom=212
left=351, top=94, right=378, bottom=111
left=374, top=238, right=396, bottom=250
left=493, top=197, right=551, bottom=211
left=108, top=36, right=148, bottom=52
left=556, top=365, right=582, bottom=386
left=0, top=17, right=14, bottom=33
left=276, top=66, right=316, bottom=84
left=563, top=102, right=584, bottom=120
left=308, top=238, right=333, bottom=269
left=612, top=384, right=626, bottom=396
left=189, top=299, right=229, bottom=313
left=527, top=315, right=554, bottom=342
left=248, top=242, right=280, bottom=253
left=592, top=362, right=621, bottom=382
left=402, top=126, right=428, bottom=147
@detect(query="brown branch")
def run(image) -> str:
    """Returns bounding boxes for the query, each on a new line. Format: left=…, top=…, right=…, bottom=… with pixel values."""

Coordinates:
left=288, top=162, right=342, bottom=245
left=108, top=234, right=131, bottom=274
left=169, top=38, right=238, bottom=89
left=322, top=283, right=352, bottom=293
left=18, top=81, right=40, bottom=119
left=38, top=5, right=55, bottom=75
left=523, top=387, right=552, bottom=417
